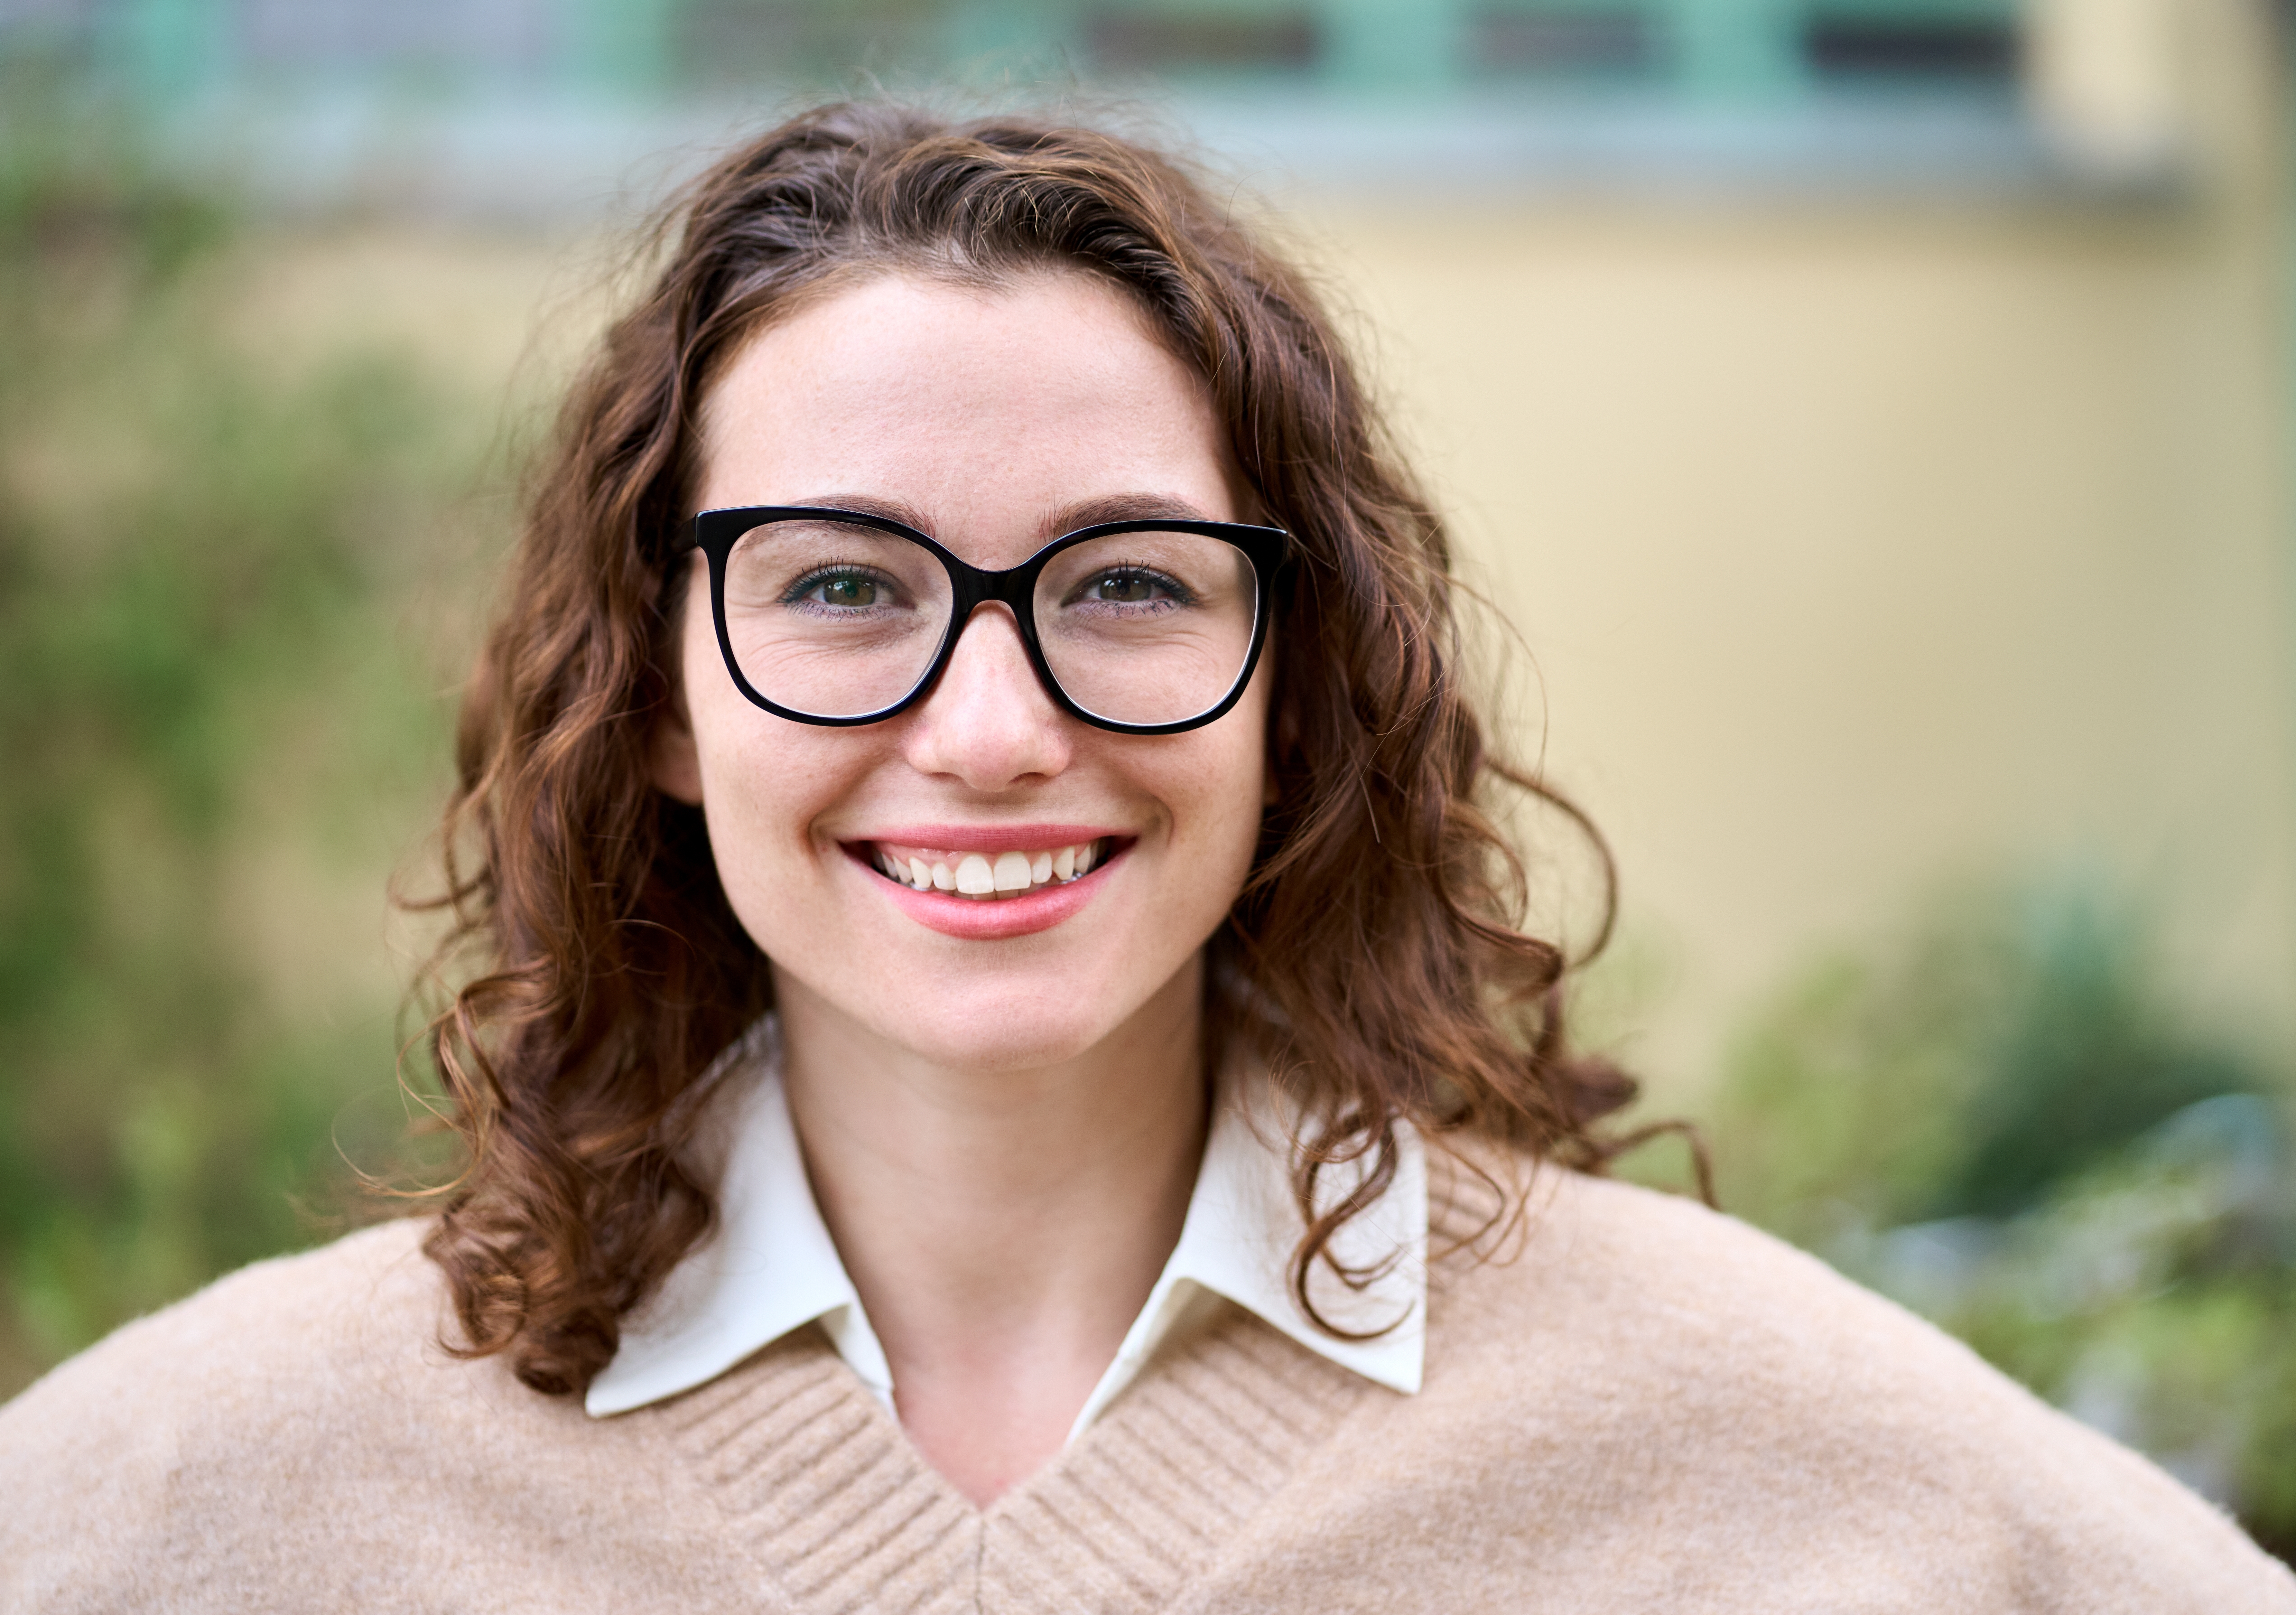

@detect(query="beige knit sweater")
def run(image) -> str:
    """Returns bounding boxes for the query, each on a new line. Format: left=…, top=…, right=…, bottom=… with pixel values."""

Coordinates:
left=3, top=1164, right=2289, bottom=1614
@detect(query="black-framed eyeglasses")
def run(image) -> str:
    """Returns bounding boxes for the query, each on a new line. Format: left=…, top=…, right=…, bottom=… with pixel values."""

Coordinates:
left=680, top=506, right=1290, bottom=735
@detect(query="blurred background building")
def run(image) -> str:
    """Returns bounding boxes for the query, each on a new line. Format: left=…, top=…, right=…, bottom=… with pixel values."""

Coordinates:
left=3, top=0, right=2293, bottom=1559
left=0, top=0, right=2223, bottom=206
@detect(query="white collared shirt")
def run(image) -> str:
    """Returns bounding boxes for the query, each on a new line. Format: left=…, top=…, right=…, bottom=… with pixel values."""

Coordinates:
left=586, top=1020, right=1426, bottom=1438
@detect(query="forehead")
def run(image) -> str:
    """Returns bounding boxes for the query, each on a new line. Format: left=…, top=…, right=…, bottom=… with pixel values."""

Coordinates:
left=696, top=270, right=1236, bottom=557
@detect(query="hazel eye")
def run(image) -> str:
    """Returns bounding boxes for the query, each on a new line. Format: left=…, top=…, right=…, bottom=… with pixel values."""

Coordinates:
left=784, top=568, right=893, bottom=610
left=1084, top=568, right=1183, bottom=606
left=816, top=576, right=878, bottom=608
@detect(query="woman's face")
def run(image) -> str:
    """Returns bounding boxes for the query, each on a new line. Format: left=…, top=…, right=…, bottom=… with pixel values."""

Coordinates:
left=663, top=271, right=1270, bottom=1072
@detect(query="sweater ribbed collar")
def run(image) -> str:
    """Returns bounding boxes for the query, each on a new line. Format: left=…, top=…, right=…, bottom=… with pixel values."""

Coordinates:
left=586, top=1016, right=1425, bottom=1428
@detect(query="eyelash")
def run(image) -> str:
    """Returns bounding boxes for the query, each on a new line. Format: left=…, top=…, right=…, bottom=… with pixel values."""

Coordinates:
left=1075, top=565, right=1193, bottom=608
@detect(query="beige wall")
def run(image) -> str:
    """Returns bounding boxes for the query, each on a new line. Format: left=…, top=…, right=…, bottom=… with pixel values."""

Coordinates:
left=1305, top=0, right=2296, bottom=1097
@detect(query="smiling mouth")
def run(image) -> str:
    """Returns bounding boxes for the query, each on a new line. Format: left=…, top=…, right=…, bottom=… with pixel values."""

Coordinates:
left=861, top=838, right=1119, bottom=900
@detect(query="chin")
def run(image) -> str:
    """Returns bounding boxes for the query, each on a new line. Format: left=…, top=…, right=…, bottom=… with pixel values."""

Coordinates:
left=867, top=995, right=1118, bottom=1074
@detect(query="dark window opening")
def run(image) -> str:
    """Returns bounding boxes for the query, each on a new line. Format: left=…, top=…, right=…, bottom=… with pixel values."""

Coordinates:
left=1803, top=13, right=2019, bottom=83
left=1086, top=10, right=1319, bottom=73
left=1468, top=8, right=1657, bottom=77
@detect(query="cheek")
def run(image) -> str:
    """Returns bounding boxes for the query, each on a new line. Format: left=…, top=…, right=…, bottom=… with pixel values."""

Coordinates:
left=681, top=642, right=859, bottom=939
left=1203, top=731, right=1267, bottom=847
left=1171, top=686, right=1273, bottom=881
left=697, top=747, right=875, bottom=973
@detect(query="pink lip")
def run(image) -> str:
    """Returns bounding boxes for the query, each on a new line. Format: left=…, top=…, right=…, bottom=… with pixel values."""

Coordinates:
left=858, top=823, right=1126, bottom=854
left=843, top=839, right=1128, bottom=940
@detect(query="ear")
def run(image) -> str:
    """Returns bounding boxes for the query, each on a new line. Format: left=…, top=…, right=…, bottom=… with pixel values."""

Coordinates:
left=652, top=552, right=708, bottom=806
left=652, top=684, right=705, bottom=806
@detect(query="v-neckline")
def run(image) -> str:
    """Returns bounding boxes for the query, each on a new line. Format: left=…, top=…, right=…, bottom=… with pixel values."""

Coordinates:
left=640, top=1295, right=1376, bottom=1614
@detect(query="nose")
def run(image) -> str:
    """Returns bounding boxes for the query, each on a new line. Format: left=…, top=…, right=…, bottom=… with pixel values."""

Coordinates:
left=899, top=604, right=1073, bottom=788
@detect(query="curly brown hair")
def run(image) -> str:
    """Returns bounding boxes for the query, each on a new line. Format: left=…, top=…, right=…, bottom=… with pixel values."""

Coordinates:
left=416, top=99, right=1651, bottom=1397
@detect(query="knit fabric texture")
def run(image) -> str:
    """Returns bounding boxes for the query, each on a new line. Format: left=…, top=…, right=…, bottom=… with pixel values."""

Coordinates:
left=3, top=1162, right=2290, bottom=1613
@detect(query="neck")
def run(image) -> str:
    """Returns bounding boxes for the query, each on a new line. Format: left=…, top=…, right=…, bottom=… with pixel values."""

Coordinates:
left=775, top=960, right=1208, bottom=1506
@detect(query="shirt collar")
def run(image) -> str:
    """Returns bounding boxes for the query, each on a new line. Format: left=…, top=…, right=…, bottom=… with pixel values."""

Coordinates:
left=1084, top=1077, right=1426, bottom=1425
left=586, top=1018, right=1425, bottom=1422
left=586, top=1019, right=891, bottom=1416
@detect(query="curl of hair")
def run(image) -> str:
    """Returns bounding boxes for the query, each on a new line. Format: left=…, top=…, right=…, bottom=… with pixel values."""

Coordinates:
left=412, top=101, right=1662, bottom=1397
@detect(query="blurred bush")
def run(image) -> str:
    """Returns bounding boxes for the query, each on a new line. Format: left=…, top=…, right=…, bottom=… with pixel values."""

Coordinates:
left=0, top=95, right=493, bottom=1395
left=1703, top=884, right=2296, bottom=1561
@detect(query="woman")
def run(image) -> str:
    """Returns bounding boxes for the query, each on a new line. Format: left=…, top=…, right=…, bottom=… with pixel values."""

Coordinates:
left=2, top=103, right=2288, bottom=1612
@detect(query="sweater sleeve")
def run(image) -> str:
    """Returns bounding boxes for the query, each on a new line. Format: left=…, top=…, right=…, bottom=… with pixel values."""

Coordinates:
left=1502, top=1172, right=2296, bottom=1613
left=0, top=1221, right=778, bottom=1615
left=1225, top=1163, right=2296, bottom=1615
left=0, top=1220, right=442, bottom=1612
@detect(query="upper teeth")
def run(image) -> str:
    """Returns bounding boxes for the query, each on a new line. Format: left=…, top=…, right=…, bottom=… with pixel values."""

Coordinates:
left=873, top=840, right=1102, bottom=899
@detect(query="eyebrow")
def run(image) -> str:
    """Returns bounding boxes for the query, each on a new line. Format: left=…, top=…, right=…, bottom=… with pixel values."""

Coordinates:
left=1039, top=492, right=1217, bottom=536
left=782, top=492, right=1219, bottom=541
left=788, top=493, right=932, bottom=531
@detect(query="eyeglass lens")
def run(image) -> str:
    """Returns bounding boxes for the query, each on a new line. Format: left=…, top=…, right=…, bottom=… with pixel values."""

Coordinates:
left=719, top=518, right=1260, bottom=727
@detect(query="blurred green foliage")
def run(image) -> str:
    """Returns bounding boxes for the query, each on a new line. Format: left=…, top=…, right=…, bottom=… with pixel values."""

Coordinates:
left=0, top=97, right=491, bottom=1395
left=1704, top=885, right=2296, bottom=1561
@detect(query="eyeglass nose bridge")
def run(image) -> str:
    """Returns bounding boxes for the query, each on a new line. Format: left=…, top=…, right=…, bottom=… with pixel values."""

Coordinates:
left=913, top=579, right=1065, bottom=715
left=943, top=553, right=1046, bottom=617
